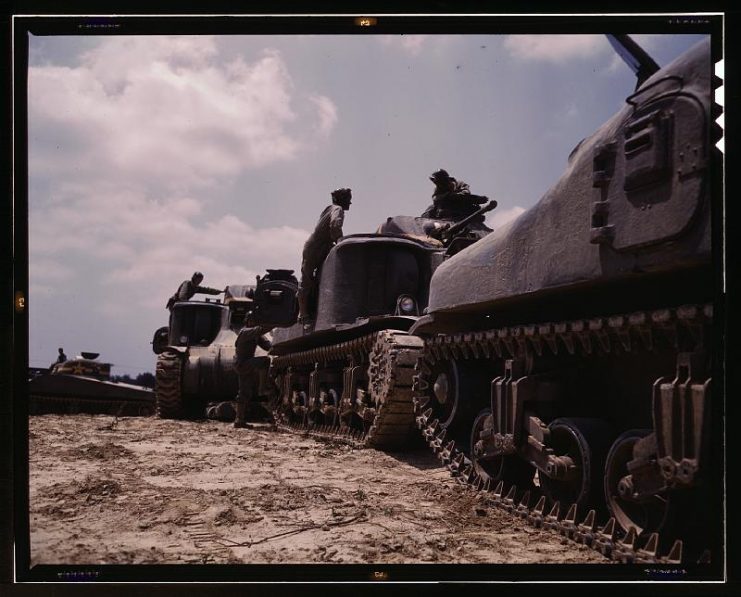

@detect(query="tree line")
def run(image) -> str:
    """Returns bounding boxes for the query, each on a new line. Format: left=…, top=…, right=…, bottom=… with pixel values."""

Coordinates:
left=110, top=372, right=155, bottom=388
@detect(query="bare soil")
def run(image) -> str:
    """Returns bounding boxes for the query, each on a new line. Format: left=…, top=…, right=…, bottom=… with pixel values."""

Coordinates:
left=29, top=414, right=606, bottom=565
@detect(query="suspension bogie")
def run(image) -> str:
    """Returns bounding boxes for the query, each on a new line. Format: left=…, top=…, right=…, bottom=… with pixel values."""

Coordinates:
left=271, top=330, right=423, bottom=449
left=413, top=303, right=714, bottom=561
left=307, top=365, right=344, bottom=426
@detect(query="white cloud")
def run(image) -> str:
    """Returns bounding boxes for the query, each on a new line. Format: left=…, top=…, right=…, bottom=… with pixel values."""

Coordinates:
left=503, top=35, right=605, bottom=63
left=29, top=183, right=307, bottom=313
left=29, top=259, right=74, bottom=282
left=378, top=34, right=430, bottom=56
left=486, top=205, right=525, bottom=229
left=606, top=52, right=626, bottom=73
left=309, top=94, right=339, bottom=137
left=28, top=35, right=334, bottom=323
left=399, top=35, right=428, bottom=55
left=28, top=36, right=337, bottom=194
left=630, top=34, right=661, bottom=53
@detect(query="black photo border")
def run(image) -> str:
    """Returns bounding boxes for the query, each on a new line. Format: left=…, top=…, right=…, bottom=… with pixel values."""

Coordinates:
left=4, top=3, right=736, bottom=591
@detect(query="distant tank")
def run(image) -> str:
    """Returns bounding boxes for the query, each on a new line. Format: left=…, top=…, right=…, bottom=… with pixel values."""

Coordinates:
left=410, top=37, right=718, bottom=561
left=29, top=352, right=155, bottom=416
left=266, top=197, right=496, bottom=449
left=152, top=285, right=255, bottom=419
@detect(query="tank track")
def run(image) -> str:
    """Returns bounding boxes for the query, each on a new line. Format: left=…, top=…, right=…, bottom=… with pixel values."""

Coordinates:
left=412, top=303, right=714, bottom=565
left=155, top=350, right=186, bottom=419
left=271, top=330, right=423, bottom=450
left=29, top=394, right=154, bottom=417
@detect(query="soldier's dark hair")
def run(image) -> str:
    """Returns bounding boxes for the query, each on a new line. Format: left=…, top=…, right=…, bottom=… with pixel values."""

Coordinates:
left=430, top=169, right=451, bottom=183
left=192, top=271, right=204, bottom=279
left=331, top=188, right=352, bottom=204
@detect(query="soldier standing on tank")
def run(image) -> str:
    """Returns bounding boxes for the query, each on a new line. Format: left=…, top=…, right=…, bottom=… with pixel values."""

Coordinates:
left=233, top=312, right=273, bottom=429
left=297, top=188, right=352, bottom=323
left=166, top=271, right=224, bottom=309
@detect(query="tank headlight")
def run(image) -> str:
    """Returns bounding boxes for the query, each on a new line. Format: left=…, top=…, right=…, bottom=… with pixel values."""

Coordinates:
left=398, top=295, right=416, bottom=314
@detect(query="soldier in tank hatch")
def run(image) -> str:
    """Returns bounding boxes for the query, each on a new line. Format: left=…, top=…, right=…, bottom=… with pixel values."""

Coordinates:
left=166, top=271, right=224, bottom=310
left=49, top=347, right=67, bottom=371
left=233, top=311, right=273, bottom=429
left=421, top=169, right=488, bottom=221
left=297, top=187, right=352, bottom=323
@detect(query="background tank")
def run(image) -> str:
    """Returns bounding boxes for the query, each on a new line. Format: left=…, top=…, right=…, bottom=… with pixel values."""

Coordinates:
left=251, top=269, right=301, bottom=328
left=152, top=285, right=257, bottom=419
left=410, top=37, right=718, bottom=561
left=28, top=352, right=155, bottom=416
left=267, top=201, right=496, bottom=449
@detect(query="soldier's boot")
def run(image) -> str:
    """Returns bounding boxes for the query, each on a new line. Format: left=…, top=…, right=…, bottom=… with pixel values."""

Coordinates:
left=233, top=391, right=251, bottom=429
left=234, top=377, right=255, bottom=428
left=233, top=415, right=253, bottom=429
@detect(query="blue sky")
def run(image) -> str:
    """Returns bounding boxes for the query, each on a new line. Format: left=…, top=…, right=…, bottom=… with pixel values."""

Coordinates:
left=26, top=32, right=708, bottom=375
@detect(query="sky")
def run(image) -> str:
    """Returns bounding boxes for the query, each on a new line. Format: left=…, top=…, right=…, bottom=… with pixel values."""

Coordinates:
left=25, top=29, right=709, bottom=376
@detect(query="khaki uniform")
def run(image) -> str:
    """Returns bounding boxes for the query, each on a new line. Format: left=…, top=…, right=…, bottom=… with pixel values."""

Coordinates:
left=421, top=179, right=487, bottom=221
left=166, top=280, right=221, bottom=309
left=233, top=325, right=272, bottom=426
left=298, top=204, right=345, bottom=319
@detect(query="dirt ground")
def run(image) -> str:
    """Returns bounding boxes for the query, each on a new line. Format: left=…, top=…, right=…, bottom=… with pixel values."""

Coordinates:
left=28, top=414, right=606, bottom=566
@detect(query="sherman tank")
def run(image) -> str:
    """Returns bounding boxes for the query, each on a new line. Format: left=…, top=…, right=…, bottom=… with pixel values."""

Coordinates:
left=409, top=36, right=719, bottom=563
left=28, top=352, right=155, bottom=416
left=267, top=192, right=496, bottom=449
left=153, top=285, right=256, bottom=419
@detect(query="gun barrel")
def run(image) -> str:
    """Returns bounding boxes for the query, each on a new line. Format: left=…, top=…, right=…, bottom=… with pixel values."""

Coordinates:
left=444, top=199, right=497, bottom=239
left=606, top=34, right=659, bottom=88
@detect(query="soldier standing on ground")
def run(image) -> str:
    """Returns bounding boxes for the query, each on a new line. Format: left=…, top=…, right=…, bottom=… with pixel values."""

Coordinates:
left=166, top=271, right=224, bottom=310
left=297, top=188, right=352, bottom=322
left=233, top=312, right=273, bottom=429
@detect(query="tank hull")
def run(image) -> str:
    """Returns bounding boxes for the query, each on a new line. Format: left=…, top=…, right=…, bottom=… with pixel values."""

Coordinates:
left=29, top=374, right=154, bottom=416
left=155, top=295, right=245, bottom=419
left=408, top=39, right=719, bottom=563
left=269, top=233, right=446, bottom=448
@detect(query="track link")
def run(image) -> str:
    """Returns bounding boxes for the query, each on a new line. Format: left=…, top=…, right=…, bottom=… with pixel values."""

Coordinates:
left=272, top=330, right=423, bottom=450
left=413, top=303, right=714, bottom=565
